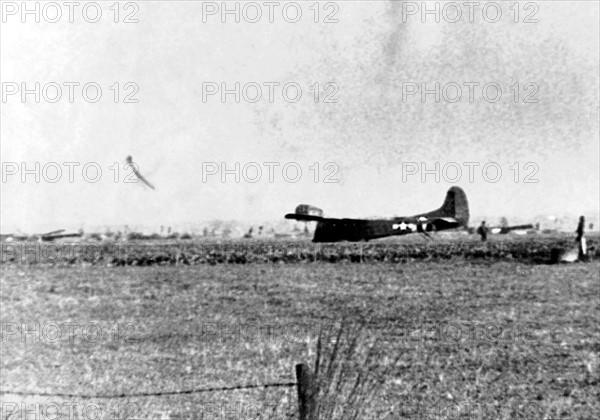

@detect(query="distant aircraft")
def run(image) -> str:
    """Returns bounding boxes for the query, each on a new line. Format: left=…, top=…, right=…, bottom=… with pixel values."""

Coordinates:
left=285, top=187, right=469, bottom=243
left=489, top=224, right=535, bottom=235
left=2, top=229, right=83, bottom=242
left=489, top=217, right=536, bottom=235
left=126, top=155, right=155, bottom=190
left=40, top=229, right=83, bottom=241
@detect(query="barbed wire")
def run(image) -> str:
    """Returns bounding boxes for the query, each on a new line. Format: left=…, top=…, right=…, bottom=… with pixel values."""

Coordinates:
left=0, top=382, right=297, bottom=399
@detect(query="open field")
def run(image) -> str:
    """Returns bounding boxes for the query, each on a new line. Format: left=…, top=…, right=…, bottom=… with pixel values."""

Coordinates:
left=1, top=247, right=599, bottom=419
left=2, top=233, right=599, bottom=266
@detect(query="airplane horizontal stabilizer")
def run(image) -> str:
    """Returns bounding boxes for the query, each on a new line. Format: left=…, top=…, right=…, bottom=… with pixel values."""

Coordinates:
left=284, top=213, right=325, bottom=222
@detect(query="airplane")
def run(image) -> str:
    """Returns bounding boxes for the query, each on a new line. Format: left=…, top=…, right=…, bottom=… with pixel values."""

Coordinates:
left=285, top=186, right=469, bottom=243
left=1, top=229, right=83, bottom=242
left=126, top=155, right=155, bottom=190
left=489, top=224, right=535, bottom=235
left=485, top=217, right=536, bottom=235
left=39, top=229, right=83, bottom=242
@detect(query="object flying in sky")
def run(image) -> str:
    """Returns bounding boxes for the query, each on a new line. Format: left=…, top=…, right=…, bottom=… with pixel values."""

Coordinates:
left=126, top=155, right=155, bottom=190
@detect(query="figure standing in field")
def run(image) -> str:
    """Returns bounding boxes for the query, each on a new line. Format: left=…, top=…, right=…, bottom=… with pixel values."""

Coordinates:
left=576, top=215, right=587, bottom=261
left=477, top=221, right=488, bottom=242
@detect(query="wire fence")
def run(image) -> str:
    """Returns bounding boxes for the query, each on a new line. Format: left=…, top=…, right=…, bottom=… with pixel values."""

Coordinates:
left=0, top=381, right=298, bottom=399
left=1, top=364, right=316, bottom=420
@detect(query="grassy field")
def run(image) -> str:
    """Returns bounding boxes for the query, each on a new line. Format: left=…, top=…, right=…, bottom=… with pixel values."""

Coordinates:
left=2, top=233, right=599, bottom=266
left=1, top=242, right=599, bottom=419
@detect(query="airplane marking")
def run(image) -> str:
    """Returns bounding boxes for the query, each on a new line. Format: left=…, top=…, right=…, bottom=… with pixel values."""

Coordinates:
left=392, top=222, right=408, bottom=230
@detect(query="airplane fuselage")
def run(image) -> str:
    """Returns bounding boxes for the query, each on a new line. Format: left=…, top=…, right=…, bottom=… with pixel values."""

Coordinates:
left=313, top=216, right=460, bottom=242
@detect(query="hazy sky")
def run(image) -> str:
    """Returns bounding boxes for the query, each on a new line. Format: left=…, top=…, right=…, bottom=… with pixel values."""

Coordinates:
left=1, top=1, right=599, bottom=233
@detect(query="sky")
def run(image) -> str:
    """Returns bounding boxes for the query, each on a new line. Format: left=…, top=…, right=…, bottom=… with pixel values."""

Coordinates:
left=1, top=1, right=599, bottom=233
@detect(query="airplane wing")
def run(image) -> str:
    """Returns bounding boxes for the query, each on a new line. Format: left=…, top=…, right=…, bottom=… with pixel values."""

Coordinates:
left=490, top=224, right=535, bottom=234
left=41, top=232, right=83, bottom=241
left=284, top=213, right=326, bottom=222
left=503, top=224, right=534, bottom=231
left=42, top=229, right=65, bottom=236
left=284, top=214, right=368, bottom=223
left=285, top=204, right=326, bottom=222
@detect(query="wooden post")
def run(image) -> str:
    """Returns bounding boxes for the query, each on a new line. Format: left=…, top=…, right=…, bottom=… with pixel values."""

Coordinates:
left=296, top=363, right=316, bottom=420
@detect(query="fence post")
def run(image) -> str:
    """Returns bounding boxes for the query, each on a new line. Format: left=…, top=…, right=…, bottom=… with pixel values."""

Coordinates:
left=296, top=363, right=316, bottom=420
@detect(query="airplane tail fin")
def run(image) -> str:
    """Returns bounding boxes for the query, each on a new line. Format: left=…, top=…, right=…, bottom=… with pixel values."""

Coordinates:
left=438, top=187, right=470, bottom=226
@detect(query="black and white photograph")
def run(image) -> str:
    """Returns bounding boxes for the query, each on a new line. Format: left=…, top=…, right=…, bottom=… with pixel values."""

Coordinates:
left=1, top=1, right=599, bottom=419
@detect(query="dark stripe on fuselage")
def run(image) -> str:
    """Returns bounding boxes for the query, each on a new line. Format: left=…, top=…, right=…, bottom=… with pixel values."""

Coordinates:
left=312, top=218, right=461, bottom=242
left=313, top=219, right=405, bottom=242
